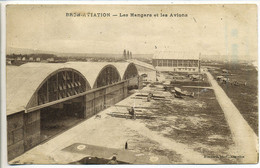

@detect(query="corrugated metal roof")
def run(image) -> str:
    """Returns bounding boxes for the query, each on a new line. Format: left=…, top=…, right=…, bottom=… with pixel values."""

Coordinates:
left=127, top=59, right=156, bottom=71
left=6, top=62, right=135, bottom=115
left=153, top=51, right=200, bottom=60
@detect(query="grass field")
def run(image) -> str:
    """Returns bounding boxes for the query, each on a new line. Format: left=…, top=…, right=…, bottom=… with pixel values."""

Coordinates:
left=141, top=87, right=235, bottom=163
left=207, top=63, right=258, bottom=135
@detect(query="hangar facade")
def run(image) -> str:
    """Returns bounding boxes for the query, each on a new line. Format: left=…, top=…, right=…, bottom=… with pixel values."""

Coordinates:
left=6, top=62, right=140, bottom=160
left=152, top=51, right=200, bottom=72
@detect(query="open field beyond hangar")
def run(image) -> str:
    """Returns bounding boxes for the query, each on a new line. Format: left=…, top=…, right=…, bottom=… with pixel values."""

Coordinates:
left=10, top=72, right=243, bottom=164
left=207, top=63, right=258, bottom=135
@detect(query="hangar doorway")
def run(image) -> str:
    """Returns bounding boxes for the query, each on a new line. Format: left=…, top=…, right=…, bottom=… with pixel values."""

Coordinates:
left=34, top=70, right=88, bottom=142
left=40, top=97, right=85, bottom=142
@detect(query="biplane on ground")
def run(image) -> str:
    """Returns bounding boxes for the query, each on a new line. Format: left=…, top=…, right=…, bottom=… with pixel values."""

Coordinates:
left=170, top=87, right=195, bottom=99
left=104, top=104, right=158, bottom=120
left=217, top=76, right=247, bottom=86
left=134, top=93, right=166, bottom=101
left=230, top=80, right=247, bottom=86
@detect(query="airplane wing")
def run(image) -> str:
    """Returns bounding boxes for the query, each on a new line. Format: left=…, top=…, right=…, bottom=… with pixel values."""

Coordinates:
left=64, top=143, right=171, bottom=164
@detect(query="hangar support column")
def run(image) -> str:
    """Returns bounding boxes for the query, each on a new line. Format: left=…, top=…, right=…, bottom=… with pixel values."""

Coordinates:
left=7, top=112, right=25, bottom=160
left=85, top=92, right=95, bottom=118
left=7, top=110, right=41, bottom=160
left=23, top=110, right=41, bottom=151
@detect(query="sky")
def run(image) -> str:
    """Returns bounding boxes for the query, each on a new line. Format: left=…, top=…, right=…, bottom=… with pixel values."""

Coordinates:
left=6, top=4, right=258, bottom=61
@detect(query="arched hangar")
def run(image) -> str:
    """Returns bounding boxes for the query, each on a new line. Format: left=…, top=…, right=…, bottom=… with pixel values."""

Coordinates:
left=6, top=62, right=140, bottom=160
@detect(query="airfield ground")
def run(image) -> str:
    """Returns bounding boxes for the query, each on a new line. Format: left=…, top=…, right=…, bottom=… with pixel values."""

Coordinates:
left=10, top=71, right=242, bottom=164
left=208, top=63, right=258, bottom=135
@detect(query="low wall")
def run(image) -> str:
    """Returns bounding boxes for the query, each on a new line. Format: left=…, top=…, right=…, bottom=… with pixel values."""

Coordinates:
left=7, top=79, right=142, bottom=160
left=84, top=81, right=127, bottom=118
left=23, top=111, right=41, bottom=151
left=7, top=110, right=41, bottom=160
left=7, top=112, right=25, bottom=161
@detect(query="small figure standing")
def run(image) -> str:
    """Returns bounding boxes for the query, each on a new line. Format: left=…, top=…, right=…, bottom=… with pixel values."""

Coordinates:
left=128, top=107, right=136, bottom=120
left=125, top=141, right=128, bottom=150
left=147, top=93, right=153, bottom=102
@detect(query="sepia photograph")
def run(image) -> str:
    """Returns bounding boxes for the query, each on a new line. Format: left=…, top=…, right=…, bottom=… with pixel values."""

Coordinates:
left=3, top=3, right=259, bottom=165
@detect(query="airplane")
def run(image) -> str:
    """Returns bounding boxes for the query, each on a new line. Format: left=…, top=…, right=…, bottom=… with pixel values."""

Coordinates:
left=170, top=87, right=195, bottom=99
left=230, top=80, right=247, bottom=86
left=68, top=143, right=171, bottom=164
left=104, top=104, right=158, bottom=119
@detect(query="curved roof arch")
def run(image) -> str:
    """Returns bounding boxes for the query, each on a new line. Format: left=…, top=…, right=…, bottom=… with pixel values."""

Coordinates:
left=92, top=64, right=121, bottom=88
left=122, top=63, right=139, bottom=79
left=65, top=62, right=122, bottom=88
left=6, top=63, right=91, bottom=115
left=7, top=61, right=140, bottom=115
left=108, top=62, right=139, bottom=80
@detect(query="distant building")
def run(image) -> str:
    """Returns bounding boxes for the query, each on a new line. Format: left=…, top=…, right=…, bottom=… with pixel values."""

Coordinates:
left=41, top=60, right=48, bottom=63
left=47, top=58, right=55, bottom=62
left=22, top=57, right=26, bottom=61
left=17, top=57, right=21, bottom=61
left=152, top=51, right=200, bottom=72
left=36, top=57, right=41, bottom=62
left=29, top=57, right=34, bottom=61
left=6, top=59, right=14, bottom=65
left=127, top=59, right=157, bottom=81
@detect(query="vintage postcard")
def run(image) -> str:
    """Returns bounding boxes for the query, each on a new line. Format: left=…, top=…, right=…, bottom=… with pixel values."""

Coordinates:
left=3, top=3, right=258, bottom=165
